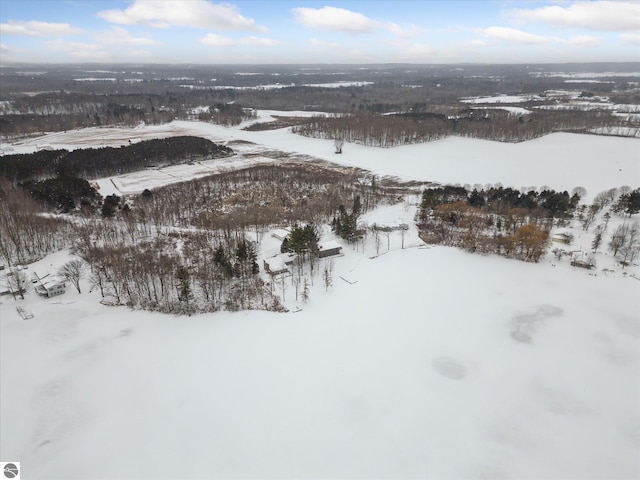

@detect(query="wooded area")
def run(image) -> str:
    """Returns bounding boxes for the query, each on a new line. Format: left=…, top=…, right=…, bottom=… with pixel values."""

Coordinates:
left=0, top=136, right=232, bottom=182
left=0, top=161, right=392, bottom=313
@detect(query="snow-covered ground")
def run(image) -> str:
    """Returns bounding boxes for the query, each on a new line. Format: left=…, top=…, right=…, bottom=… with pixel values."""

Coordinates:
left=1, top=200, right=639, bottom=479
left=1, top=116, right=639, bottom=479
left=6, top=113, right=639, bottom=201
left=461, top=94, right=544, bottom=104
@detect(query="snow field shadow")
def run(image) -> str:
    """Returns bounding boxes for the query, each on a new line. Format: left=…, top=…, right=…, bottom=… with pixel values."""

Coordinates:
left=509, top=305, right=563, bottom=344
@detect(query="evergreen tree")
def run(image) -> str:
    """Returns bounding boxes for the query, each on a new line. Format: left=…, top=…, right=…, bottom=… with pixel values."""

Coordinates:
left=101, top=194, right=121, bottom=217
left=176, top=265, right=192, bottom=303
left=332, top=199, right=361, bottom=242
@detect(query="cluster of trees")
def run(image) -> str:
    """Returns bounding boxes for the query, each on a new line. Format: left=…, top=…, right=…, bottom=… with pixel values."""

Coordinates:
left=0, top=180, right=72, bottom=265
left=21, top=175, right=101, bottom=212
left=281, top=224, right=320, bottom=256
left=0, top=158, right=397, bottom=313
left=292, top=109, right=630, bottom=146
left=609, top=222, right=640, bottom=265
left=572, top=186, right=640, bottom=266
left=420, top=186, right=578, bottom=219
left=80, top=232, right=276, bottom=314
left=417, top=186, right=579, bottom=262
left=0, top=136, right=232, bottom=183
left=613, top=188, right=640, bottom=216
left=196, top=103, right=257, bottom=126
left=331, top=196, right=364, bottom=241
left=68, top=161, right=387, bottom=313
left=316, top=108, right=635, bottom=145
left=131, top=163, right=381, bottom=236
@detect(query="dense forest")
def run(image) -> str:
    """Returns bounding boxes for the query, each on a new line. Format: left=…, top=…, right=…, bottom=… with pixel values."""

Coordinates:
left=0, top=136, right=233, bottom=183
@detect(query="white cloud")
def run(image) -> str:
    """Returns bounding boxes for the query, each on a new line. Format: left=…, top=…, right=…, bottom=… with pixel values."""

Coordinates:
left=44, top=39, right=112, bottom=61
left=0, top=43, right=9, bottom=53
left=201, top=34, right=279, bottom=47
left=201, top=33, right=236, bottom=46
left=341, top=48, right=375, bottom=61
left=395, top=43, right=436, bottom=62
left=309, top=38, right=342, bottom=49
left=565, top=35, right=600, bottom=48
left=467, top=39, right=489, bottom=47
left=0, top=20, right=83, bottom=36
left=482, top=26, right=548, bottom=44
left=97, top=27, right=162, bottom=46
left=98, top=0, right=266, bottom=32
left=292, top=6, right=380, bottom=34
left=508, top=1, right=640, bottom=31
left=386, top=22, right=425, bottom=38
left=291, top=6, right=427, bottom=38
left=620, top=33, right=640, bottom=46
left=240, top=36, right=278, bottom=46
left=127, top=49, right=156, bottom=59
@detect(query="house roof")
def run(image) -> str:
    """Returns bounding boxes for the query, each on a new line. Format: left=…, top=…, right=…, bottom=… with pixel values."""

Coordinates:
left=264, top=252, right=297, bottom=272
left=318, top=240, right=342, bottom=251
left=264, top=257, right=287, bottom=272
left=271, top=228, right=290, bottom=240
left=40, top=276, right=65, bottom=289
left=571, top=251, right=593, bottom=264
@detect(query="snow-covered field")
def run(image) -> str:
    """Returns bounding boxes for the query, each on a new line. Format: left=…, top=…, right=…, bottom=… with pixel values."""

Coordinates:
left=461, top=94, right=544, bottom=104
left=6, top=113, right=639, bottom=200
left=1, top=117, right=639, bottom=479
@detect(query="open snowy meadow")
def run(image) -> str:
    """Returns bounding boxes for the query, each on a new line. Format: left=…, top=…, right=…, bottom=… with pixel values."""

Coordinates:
left=1, top=115, right=639, bottom=479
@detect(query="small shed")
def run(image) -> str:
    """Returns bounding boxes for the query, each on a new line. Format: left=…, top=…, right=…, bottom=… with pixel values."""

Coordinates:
left=374, top=222, right=409, bottom=232
left=552, top=231, right=573, bottom=244
left=570, top=251, right=595, bottom=269
left=317, top=240, right=343, bottom=258
left=271, top=228, right=290, bottom=241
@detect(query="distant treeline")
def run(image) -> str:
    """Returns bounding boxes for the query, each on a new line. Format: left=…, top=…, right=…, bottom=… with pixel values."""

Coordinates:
left=292, top=109, right=630, bottom=146
left=0, top=136, right=233, bottom=182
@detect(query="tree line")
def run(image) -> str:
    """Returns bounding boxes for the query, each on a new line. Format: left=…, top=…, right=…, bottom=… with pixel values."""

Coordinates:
left=291, top=109, right=629, bottom=146
left=0, top=136, right=233, bottom=183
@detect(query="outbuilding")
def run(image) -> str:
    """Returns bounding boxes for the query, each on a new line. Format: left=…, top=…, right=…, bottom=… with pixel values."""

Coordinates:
left=570, top=251, right=595, bottom=269
left=552, top=231, right=573, bottom=244
left=317, top=240, right=343, bottom=258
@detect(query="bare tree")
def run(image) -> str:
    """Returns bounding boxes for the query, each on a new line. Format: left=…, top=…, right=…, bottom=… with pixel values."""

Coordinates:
left=6, top=270, right=30, bottom=300
left=59, top=259, right=87, bottom=293
left=302, top=278, right=310, bottom=303
left=592, top=225, right=604, bottom=254
left=571, top=186, right=587, bottom=199
left=323, top=259, right=334, bottom=292
left=581, top=204, right=600, bottom=231
left=619, top=222, right=640, bottom=265
left=609, top=223, right=631, bottom=257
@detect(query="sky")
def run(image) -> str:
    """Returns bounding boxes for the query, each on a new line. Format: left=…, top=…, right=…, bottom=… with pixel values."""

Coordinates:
left=0, top=0, right=639, bottom=64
